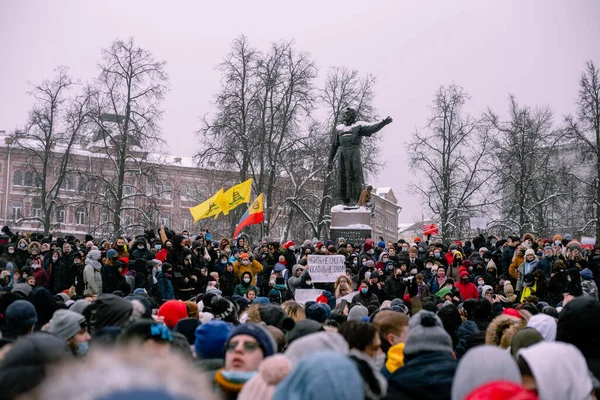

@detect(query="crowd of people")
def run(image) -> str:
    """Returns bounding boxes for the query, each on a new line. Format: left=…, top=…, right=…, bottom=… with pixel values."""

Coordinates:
left=0, top=225, right=598, bottom=399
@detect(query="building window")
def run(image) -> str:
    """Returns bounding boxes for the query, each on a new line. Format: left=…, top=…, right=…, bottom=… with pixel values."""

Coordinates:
left=13, top=171, right=23, bottom=187
left=123, top=185, right=133, bottom=196
left=23, top=171, right=34, bottom=187
left=182, top=218, right=191, bottom=231
left=56, top=206, right=65, bottom=224
left=180, top=183, right=188, bottom=199
left=64, top=176, right=76, bottom=191
left=31, top=201, right=42, bottom=218
left=100, top=210, right=110, bottom=224
left=75, top=207, right=87, bottom=225
left=163, top=182, right=172, bottom=200
left=11, top=202, right=23, bottom=220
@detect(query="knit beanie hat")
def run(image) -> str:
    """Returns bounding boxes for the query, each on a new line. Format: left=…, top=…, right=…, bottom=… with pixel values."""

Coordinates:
left=5, top=300, right=38, bottom=330
left=50, top=309, right=86, bottom=341
left=347, top=304, right=368, bottom=321
left=173, top=318, right=201, bottom=345
left=285, top=319, right=324, bottom=345
left=158, top=300, right=188, bottom=329
left=524, top=248, right=536, bottom=258
left=69, top=299, right=91, bottom=315
left=259, top=303, right=295, bottom=332
left=194, top=320, right=233, bottom=359
left=212, top=297, right=237, bottom=323
left=504, top=282, right=515, bottom=295
left=12, top=283, right=32, bottom=298
left=404, top=310, right=453, bottom=356
left=581, top=268, right=594, bottom=281
left=390, top=298, right=409, bottom=314
left=238, top=355, right=293, bottom=400
left=306, top=302, right=331, bottom=324
left=227, top=323, right=277, bottom=358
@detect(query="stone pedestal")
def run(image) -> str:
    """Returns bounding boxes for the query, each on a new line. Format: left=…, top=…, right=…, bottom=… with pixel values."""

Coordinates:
left=329, top=205, right=372, bottom=246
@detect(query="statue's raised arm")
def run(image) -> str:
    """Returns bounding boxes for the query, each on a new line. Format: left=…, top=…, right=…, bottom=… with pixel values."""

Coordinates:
left=330, top=107, right=393, bottom=206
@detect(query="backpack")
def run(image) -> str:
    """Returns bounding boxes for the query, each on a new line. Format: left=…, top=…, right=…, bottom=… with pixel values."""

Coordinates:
left=74, top=263, right=86, bottom=296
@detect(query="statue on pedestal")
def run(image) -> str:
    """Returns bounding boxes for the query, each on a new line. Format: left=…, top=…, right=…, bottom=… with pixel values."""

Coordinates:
left=328, top=107, right=393, bottom=206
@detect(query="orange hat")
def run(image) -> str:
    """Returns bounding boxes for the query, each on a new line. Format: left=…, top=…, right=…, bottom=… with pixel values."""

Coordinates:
left=552, top=234, right=562, bottom=242
left=241, top=253, right=250, bottom=259
left=414, top=237, right=422, bottom=243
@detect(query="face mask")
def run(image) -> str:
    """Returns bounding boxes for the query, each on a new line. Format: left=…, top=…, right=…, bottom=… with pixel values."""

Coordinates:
left=243, top=278, right=251, bottom=283
left=353, top=260, right=358, bottom=265
left=477, top=280, right=484, bottom=286
left=426, top=264, right=432, bottom=269
left=484, top=258, right=490, bottom=263
left=401, top=248, right=408, bottom=253
left=434, top=253, right=440, bottom=258
left=555, top=240, right=561, bottom=246
left=77, top=341, right=89, bottom=356
left=138, top=245, right=144, bottom=250
left=221, top=370, right=258, bottom=383
left=387, top=265, right=394, bottom=270
left=410, top=268, right=417, bottom=275
left=20, top=243, right=27, bottom=249
left=567, top=276, right=572, bottom=282
left=537, top=252, right=543, bottom=257
left=186, top=256, right=192, bottom=261
left=368, top=249, right=374, bottom=255
left=372, top=352, right=386, bottom=371
left=32, top=263, right=40, bottom=269
left=8, top=249, right=14, bottom=254
left=241, top=260, right=250, bottom=265
left=361, top=287, right=368, bottom=294
left=462, top=277, right=468, bottom=282
left=52, top=256, right=58, bottom=262
left=499, top=280, right=505, bottom=286
left=289, top=246, right=295, bottom=251
left=166, top=273, right=173, bottom=278
left=155, top=245, right=162, bottom=250
left=446, top=285, right=453, bottom=290
left=23, top=273, right=28, bottom=278
left=117, top=245, right=124, bottom=250
left=305, top=280, right=312, bottom=285
left=221, top=259, right=228, bottom=264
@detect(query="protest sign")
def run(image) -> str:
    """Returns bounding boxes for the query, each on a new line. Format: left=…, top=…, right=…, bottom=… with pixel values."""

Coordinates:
left=469, top=217, right=487, bottom=230
left=307, top=254, right=346, bottom=283
left=581, top=236, right=596, bottom=250
left=336, top=291, right=358, bottom=305
left=294, top=288, right=324, bottom=305
left=423, top=223, right=439, bottom=236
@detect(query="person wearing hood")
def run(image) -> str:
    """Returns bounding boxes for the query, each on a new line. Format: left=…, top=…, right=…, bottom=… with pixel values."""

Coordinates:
left=1, top=243, right=22, bottom=269
left=83, top=249, right=103, bottom=297
left=233, top=253, right=263, bottom=287
left=130, top=237, right=155, bottom=261
left=285, top=264, right=304, bottom=295
left=547, top=260, right=570, bottom=307
left=498, top=281, right=518, bottom=308
left=234, top=271, right=260, bottom=298
left=273, top=351, right=363, bottom=400
left=281, top=241, right=297, bottom=276
left=557, top=296, right=600, bottom=379
left=516, top=249, right=539, bottom=293
left=455, top=271, right=479, bottom=301
left=214, top=323, right=276, bottom=400
left=581, top=268, right=598, bottom=299
left=220, top=261, right=239, bottom=297
left=49, top=309, right=91, bottom=356
left=517, top=342, right=594, bottom=400
left=536, top=244, right=557, bottom=276
left=155, top=262, right=175, bottom=301
left=352, top=279, right=380, bottom=308
left=384, top=265, right=407, bottom=301
left=334, top=275, right=353, bottom=298
left=44, top=249, right=68, bottom=294
left=386, top=311, right=458, bottom=400
left=451, top=345, right=522, bottom=400
left=30, top=252, right=49, bottom=289
left=526, top=313, right=556, bottom=342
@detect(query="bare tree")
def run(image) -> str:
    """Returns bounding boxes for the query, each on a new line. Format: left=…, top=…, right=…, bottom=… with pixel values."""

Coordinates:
left=564, top=61, right=600, bottom=238
left=10, top=67, right=91, bottom=234
left=316, top=67, right=379, bottom=238
left=486, top=96, right=566, bottom=236
left=84, top=38, right=169, bottom=237
left=409, top=84, right=494, bottom=241
left=198, top=36, right=317, bottom=237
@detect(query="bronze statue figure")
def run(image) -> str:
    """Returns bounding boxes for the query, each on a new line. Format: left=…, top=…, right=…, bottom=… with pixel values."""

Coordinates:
left=328, top=107, right=393, bottom=206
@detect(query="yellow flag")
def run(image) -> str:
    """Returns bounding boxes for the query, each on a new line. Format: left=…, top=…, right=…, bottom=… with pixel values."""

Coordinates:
left=189, top=188, right=225, bottom=222
left=218, top=178, right=253, bottom=216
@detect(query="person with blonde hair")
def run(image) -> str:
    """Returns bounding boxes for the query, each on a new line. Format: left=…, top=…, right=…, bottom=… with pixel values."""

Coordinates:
left=281, top=300, right=305, bottom=322
left=334, top=275, right=353, bottom=298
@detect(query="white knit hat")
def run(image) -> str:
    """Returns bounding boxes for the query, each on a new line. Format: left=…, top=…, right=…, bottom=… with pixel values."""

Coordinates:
left=238, top=355, right=292, bottom=400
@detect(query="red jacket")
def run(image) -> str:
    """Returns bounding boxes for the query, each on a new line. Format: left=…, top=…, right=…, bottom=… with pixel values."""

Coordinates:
left=455, top=272, right=480, bottom=300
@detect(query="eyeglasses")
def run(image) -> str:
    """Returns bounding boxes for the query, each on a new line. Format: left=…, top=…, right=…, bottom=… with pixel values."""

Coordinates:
left=226, top=340, right=260, bottom=352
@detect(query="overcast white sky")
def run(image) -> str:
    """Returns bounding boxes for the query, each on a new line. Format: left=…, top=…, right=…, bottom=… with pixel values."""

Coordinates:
left=1, top=1, right=599, bottom=223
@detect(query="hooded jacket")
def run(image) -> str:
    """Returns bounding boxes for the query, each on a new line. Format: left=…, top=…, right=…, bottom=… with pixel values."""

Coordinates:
left=286, top=265, right=306, bottom=295
left=451, top=345, right=521, bottom=400
left=83, top=251, right=103, bottom=296
left=455, top=272, right=479, bottom=301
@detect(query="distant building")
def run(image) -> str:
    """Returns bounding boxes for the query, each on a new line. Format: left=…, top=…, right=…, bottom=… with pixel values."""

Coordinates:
left=372, top=187, right=402, bottom=242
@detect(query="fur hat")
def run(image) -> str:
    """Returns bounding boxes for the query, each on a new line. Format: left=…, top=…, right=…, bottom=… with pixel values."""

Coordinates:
left=485, top=314, right=522, bottom=348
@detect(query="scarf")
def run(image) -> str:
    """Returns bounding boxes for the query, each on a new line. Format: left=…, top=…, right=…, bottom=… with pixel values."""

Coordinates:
left=436, top=275, right=446, bottom=287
